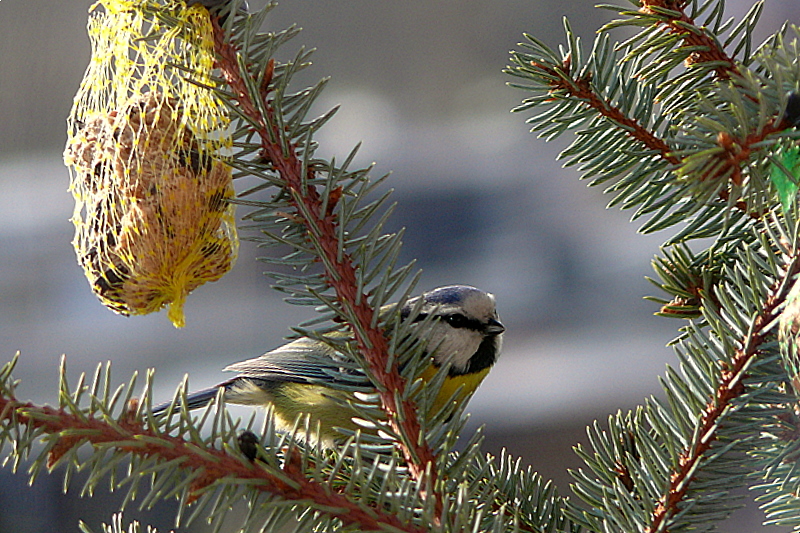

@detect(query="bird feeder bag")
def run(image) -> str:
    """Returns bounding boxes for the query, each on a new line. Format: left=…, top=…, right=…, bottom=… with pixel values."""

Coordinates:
left=64, top=0, right=237, bottom=328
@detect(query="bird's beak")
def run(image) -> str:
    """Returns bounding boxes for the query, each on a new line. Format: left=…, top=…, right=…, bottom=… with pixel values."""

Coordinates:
left=485, top=318, right=505, bottom=335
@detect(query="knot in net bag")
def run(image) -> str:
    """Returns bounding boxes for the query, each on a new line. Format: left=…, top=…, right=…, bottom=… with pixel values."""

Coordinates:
left=64, top=0, right=237, bottom=328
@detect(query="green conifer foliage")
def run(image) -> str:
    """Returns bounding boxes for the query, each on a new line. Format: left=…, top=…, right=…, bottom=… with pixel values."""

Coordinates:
left=4, top=1, right=800, bottom=532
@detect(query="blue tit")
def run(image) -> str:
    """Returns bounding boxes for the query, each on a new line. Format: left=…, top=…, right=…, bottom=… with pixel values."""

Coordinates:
left=152, top=285, right=504, bottom=446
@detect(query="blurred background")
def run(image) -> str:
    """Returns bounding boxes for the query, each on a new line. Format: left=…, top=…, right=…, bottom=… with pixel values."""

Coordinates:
left=1, top=0, right=798, bottom=531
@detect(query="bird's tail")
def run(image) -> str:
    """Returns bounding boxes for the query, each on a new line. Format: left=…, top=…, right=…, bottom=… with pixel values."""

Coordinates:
left=151, top=378, right=237, bottom=415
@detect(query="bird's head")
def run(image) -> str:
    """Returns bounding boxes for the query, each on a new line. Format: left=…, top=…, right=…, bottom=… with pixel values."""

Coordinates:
left=401, top=285, right=504, bottom=375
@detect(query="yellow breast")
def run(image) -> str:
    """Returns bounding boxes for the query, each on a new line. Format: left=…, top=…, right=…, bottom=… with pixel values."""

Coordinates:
left=254, top=364, right=491, bottom=446
left=418, top=365, right=491, bottom=418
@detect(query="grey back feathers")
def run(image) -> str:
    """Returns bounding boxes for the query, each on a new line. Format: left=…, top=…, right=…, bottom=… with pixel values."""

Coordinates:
left=152, top=285, right=503, bottom=414
left=223, top=338, right=348, bottom=384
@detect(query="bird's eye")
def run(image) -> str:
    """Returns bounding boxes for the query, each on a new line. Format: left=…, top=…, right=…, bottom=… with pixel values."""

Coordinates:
left=444, top=313, right=469, bottom=328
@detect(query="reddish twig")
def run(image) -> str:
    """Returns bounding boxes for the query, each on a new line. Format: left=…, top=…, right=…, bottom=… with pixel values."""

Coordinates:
left=532, top=52, right=791, bottom=214
left=208, top=18, right=443, bottom=519
left=0, top=395, right=427, bottom=533
left=645, top=253, right=800, bottom=533
left=639, top=0, right=740, bottom=80
left=529, top=0, right=785, bottom=215
left=532, top=58, right=679, bottom=166
left=713, top=120, right=787, bottom=186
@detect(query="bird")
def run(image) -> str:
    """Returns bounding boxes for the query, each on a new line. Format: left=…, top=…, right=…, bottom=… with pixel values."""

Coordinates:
left=152, top=285, right=505, bottom=446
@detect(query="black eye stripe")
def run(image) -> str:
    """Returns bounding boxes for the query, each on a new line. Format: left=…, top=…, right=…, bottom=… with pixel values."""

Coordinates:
left=403, top=310, right=484, bottom=331
left=441, top=313, right=483, bottom=330
left=444, top=313, right=467, bottom=328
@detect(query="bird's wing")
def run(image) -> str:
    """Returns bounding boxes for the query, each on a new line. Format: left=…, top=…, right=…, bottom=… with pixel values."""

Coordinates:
left=223, top=337, right=368, bottom=386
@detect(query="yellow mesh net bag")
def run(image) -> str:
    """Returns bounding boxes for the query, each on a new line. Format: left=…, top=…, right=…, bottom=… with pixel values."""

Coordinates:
left=63, top=0, right=237, bottom=328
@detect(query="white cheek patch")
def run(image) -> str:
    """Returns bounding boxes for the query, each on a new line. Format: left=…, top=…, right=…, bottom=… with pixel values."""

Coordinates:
left=430, top=326, right=483, bottom=372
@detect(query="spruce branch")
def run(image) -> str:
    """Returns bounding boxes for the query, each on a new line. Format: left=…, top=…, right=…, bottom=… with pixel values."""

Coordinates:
left=207, top=14, right=442, bottom=518
left=0, top=354, right=570, bottom=533
left=524, top=51, right=678, bottom=166
left=646, top=243, right=800, bottom=533
left=564, top=215, right=800, bottom=533
left=508, top=6, right=800, bottom=239
left=705, top=119, right=788, bottom=188
left=14, top=0, right=800, bottom=530
left=479, top=449, right=582, bottom=533
left=646, top=243, right=725, bottom=320
left=632, top=0, right=740, bottom=80
left=0, top=374, right=427, bottom=533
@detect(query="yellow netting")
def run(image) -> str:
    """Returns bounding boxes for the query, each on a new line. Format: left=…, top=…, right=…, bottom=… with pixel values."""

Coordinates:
left=64, top=0, right=237, bottom=328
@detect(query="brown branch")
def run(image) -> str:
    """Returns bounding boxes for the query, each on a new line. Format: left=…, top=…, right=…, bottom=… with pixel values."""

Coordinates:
left=528, top=0, right=744, bottom=169
left=713, top=120, right=788, bottom=186
left=707, top=118, right=788, bottom=217
left=532, top=52, right=792, bottom=216
left=532, top=58, right=679, bottom=166
left=639, top=0, right=739, bottom=80
left=0, top=394, right=427, bottom=533
left=530, top=0, right=788, bottom=218
left=208, top=18, right=443, bottom=519
left=645, top=252, right=800, bottom=533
